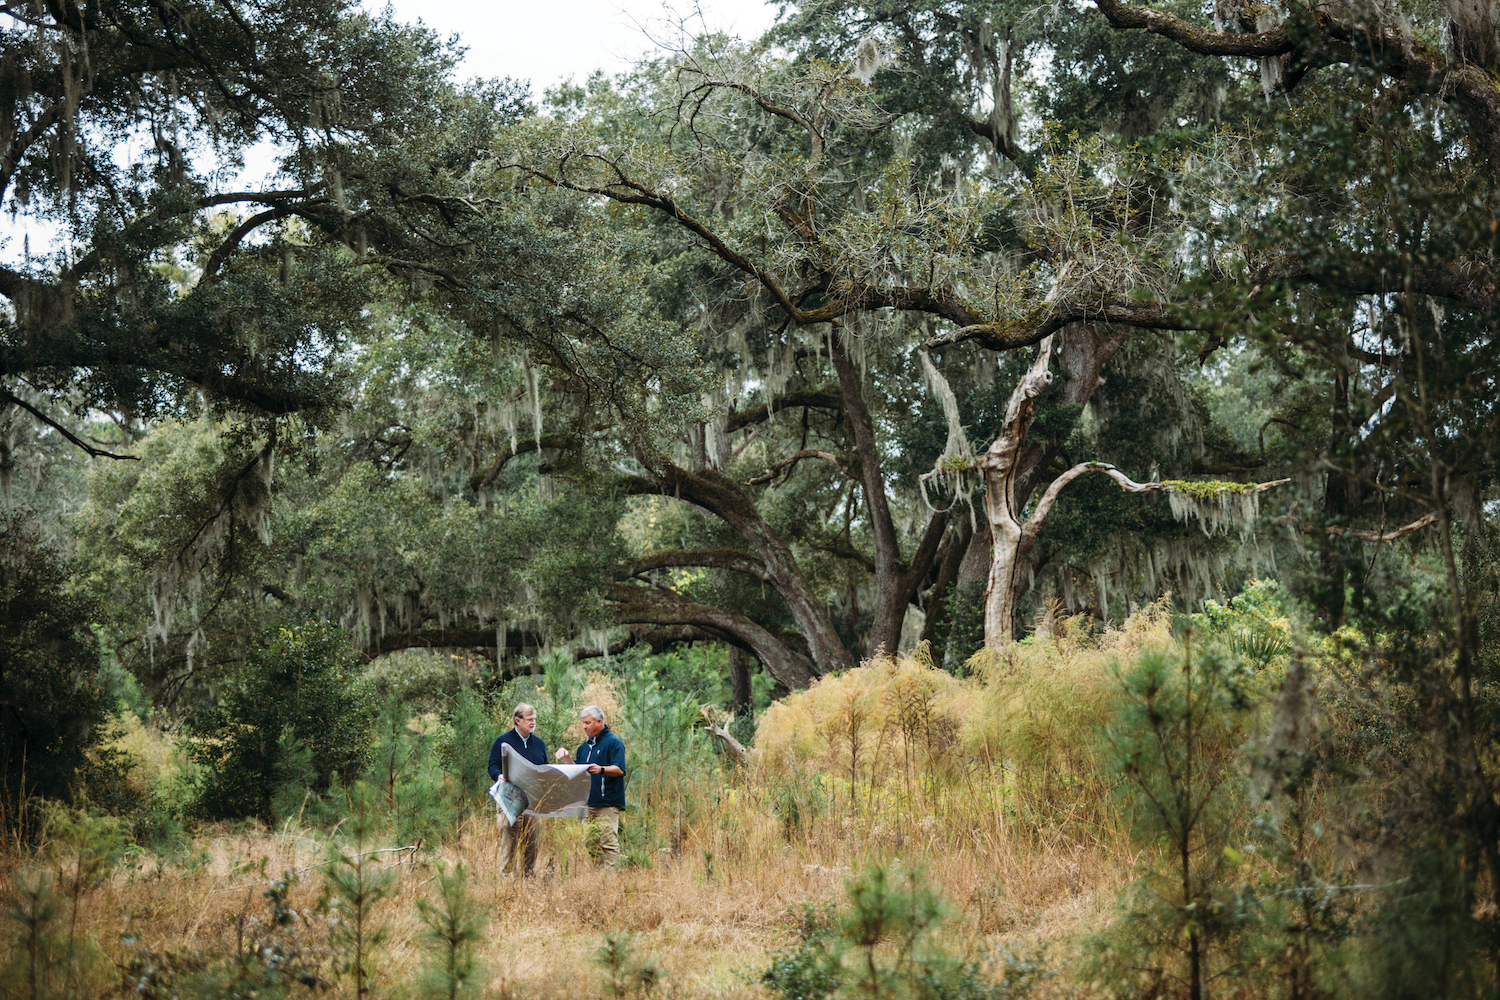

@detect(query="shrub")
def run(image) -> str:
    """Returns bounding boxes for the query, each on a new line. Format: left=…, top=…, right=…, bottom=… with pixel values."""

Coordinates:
left=189, top=622, right=371, bottom=821
left=760, top=865, right=1048, bottom=1000
left=0, top=535, right=108, bottom=835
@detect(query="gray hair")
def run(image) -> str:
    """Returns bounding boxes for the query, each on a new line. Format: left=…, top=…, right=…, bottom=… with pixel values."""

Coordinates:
left=513, top=703, right=536, bottom=720
left=579, top=705, right=605, bottom=722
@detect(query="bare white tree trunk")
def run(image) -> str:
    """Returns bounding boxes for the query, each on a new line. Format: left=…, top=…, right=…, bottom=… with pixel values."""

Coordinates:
left=979, top=335, right=1057, bottom=646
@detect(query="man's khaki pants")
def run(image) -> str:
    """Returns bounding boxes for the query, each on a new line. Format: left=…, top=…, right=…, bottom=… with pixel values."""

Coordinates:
left=585, top=806, right=620, bottom=866
left=497, top=812, right=538, bottom=876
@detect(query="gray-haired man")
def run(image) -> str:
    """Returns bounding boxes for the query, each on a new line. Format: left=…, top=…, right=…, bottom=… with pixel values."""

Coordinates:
left=556, top=705, right=627, bottom=865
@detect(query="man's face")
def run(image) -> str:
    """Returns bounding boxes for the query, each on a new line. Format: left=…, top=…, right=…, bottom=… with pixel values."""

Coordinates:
left=582, top=714, right=605, bottom=739
left=515, top=712, right=536, bottom=738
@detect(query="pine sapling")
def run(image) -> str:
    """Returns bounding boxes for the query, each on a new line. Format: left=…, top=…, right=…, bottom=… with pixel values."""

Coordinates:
left=414, top=861, right=489, bottom=1000
left=321, top=781, right=394, bottom=1000
left=0, top=874, right=65, bottom=1000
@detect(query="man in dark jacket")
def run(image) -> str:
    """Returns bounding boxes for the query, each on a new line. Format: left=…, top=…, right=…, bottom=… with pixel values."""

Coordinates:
left=557, top=705, right=626, bottom=866
left=488, top=703, right=547, bottom=877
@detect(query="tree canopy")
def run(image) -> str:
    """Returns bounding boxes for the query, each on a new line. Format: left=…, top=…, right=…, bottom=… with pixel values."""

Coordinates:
left=1, top=0, right=1493, bottom=701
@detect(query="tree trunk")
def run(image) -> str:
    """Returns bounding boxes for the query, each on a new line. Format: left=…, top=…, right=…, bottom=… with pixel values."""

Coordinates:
left=976, top=323, right=1126, bottom=646
left=829, top=326, right=905, bottom=656
left=980, top=334, right=1058, bottom=646
left=729, top=645, right=752, bottom=715
left=919, top=514, right=972, bottom=654
left=1317, top=364, right=1352, bottom=629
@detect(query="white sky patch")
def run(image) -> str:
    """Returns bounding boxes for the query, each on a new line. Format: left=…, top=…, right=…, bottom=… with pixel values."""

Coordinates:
left=379, top=0, right=781, bottom=96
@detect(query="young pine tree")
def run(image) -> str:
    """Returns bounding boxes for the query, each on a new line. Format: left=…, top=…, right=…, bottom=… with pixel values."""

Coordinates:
left=414, top=862, right=489, bottom=1000
left=322, top=781, right=395, bottom=1000
left=0, top=875, right=65, bottom=1000
left=1089, top=637, right=1251, bottom=1000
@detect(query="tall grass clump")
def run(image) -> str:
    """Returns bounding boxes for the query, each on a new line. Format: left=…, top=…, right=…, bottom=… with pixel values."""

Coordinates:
left=961, top=602, right=1176, bottom=839
left=755, top=651, right=967, bottom=852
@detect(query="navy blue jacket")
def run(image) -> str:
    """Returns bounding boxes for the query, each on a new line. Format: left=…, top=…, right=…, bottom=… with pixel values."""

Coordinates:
left=576, top=725, right=627, bottom=808
left=488, top=728, right=548, bottom=781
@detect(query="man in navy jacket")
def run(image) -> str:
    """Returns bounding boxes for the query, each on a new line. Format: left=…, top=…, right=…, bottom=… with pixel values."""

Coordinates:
left=488, top=703, right=548, bottom=876
left=557, top=705, right=626, bottom=866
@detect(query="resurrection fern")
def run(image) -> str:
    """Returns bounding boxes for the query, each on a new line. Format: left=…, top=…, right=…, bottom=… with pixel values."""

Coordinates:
left=1163, top=481, right=1270, bottom=538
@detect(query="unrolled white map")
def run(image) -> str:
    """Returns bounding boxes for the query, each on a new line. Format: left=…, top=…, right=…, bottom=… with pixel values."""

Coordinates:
left=488, top=744, right=592, bottom=825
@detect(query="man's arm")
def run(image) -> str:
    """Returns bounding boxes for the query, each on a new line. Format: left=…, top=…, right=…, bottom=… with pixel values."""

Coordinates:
left=488, top=737, right=505, bottom=781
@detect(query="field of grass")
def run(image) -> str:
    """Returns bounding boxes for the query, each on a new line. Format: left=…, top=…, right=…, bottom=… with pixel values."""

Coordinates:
left=3, top=594, right=1386, bottom=999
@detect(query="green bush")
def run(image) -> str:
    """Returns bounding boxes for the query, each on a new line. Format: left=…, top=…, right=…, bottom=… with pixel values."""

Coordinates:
left=761, top=866, right=1047, bottom=1000
left=0, top=536, right=109, bottom=833
left=189, top=622, right=371, bottom=821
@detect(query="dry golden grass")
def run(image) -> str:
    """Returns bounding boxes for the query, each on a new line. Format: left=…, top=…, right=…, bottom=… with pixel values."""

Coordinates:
left=9, top=608, right=1200, bottom=999
left=26, top=801, right=1133, bottom=1000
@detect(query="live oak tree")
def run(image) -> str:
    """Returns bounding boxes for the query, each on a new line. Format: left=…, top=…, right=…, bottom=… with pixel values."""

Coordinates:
left=499, top=16, right=1310, bottom=659
left=36, top=0, right=1496, bottom=697
left=1084, top=0, right=1500, bottom=988
left=0, top=0, right=493, bottom=423
left=1, top=0, right=542, bottom=685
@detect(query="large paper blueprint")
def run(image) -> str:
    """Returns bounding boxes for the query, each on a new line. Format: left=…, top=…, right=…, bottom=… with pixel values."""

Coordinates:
left=488, top=743, right=591, bottom=825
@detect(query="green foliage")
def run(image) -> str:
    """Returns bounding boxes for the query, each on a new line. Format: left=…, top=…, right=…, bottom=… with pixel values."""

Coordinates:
left=761, top=867, right=1047, bottom=1000
left=189, top=622, right=371, bottom=821
left=414, top=862, right=488, bottom=1000
left=761, top=903, right=844, bottom=1000
left=1190, top=579, right=1300, bottom=671
left=435, top=688, right=494, bottom=809
left=364, top=653, right=469, bottom=712
left=321, top=782, right=395, bottom=1000
left=21, top=803, right=126, bottom=998
left=366, top=695, right=454, bottom=847
left=594, top=934, right=664, bottom=1000
left=1089, top=638, right=1250, bottom=1000
left=0, top=532, right=107, bottom=829
left=268, top=726, right=319, bottom=825
left=942, top=583, right=986, bottom=674
left=0, top=874, right=67, bottom=1000
left=492, top=654, right=583, bottom=757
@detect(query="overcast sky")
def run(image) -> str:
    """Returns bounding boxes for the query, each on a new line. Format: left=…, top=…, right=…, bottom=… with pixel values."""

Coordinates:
left=381, top=0, right=783, bottom=96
